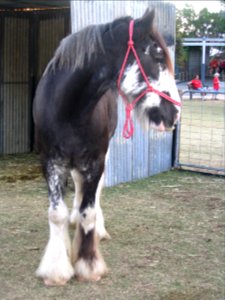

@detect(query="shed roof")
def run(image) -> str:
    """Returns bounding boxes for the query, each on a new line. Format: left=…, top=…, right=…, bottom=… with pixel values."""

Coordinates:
left=0, top=0, right=70, bottom=9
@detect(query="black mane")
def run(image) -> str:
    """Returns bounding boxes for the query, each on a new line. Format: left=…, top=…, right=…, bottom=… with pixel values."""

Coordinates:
left=44, top=16, right=132, bottom=75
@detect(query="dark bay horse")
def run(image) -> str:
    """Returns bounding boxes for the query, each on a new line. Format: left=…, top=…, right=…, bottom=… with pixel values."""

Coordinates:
left=33, top=9, right=181, bottom=286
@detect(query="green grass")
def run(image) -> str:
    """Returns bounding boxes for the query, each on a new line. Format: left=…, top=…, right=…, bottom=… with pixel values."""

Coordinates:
left=0, top=154, right=224, bottom=300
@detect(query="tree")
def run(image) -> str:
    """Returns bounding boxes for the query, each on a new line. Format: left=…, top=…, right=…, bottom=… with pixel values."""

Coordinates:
left=176, top=4, right=225, bottom=38
left=175, top=3, right=225, bottom=71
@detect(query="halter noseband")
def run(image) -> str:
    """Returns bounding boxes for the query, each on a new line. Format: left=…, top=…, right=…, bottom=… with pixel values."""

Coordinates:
left=117, top=20, right=181, bottom=139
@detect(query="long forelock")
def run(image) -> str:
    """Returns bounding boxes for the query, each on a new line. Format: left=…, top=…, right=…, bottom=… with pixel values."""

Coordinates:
left=45, top=24, right=106, bottom=73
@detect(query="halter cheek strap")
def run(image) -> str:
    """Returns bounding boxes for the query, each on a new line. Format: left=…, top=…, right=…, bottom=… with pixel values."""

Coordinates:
left=117, top=20, right=181, bottom=139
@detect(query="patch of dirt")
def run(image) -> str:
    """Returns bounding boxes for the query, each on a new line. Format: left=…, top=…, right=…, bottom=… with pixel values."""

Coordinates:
left=0, top=154, right=42, bottom=182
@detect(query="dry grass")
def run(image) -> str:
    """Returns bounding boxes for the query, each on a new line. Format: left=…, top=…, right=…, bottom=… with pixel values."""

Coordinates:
left=0, top=154, right=224, bottom=300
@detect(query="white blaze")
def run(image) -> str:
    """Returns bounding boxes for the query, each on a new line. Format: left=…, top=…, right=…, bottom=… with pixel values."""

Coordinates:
left=121, top=62, right=181, bottom=114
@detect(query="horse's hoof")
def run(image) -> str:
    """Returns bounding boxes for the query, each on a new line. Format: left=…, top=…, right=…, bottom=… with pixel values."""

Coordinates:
left=44, top=277, right=69, bottom=286
left=76, top=274, right=101, bottom=282
left=74, top=257, right=108, bottom=282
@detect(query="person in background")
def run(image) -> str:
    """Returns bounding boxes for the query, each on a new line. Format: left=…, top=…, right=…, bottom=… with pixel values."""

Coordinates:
left=218, top=59, right=225, bottom=76
left=212, top=72, right=220, bottom=100
left=188, top=74, right=207, bottom=100
left=209, top=58, right=219, bottom=75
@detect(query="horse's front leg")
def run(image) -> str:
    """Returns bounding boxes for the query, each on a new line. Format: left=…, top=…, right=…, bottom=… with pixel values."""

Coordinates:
left=70, top=170, right=110, bottom=240
left=71, top=165, right=108, bottom=281
left=36, top=161, right=74, bottom=286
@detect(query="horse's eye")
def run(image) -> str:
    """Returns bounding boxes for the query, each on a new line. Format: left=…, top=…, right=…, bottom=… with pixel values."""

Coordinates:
left=152, top=41, right=162, bottom=53
left=156, top=46, right=163, bottom=54
left=150, top=42, right=164, bottom=61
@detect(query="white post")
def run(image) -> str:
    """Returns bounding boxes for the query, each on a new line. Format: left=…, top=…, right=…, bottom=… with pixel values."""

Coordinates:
left=201, top=37, right=206, bottom=84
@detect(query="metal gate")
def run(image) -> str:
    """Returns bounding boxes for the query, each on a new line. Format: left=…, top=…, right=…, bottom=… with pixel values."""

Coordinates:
left=175, top=90, right=225, bottom=176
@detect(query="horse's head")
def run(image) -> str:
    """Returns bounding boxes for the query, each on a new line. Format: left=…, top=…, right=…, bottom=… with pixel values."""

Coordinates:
left=114, top=9, right=181, bottom=132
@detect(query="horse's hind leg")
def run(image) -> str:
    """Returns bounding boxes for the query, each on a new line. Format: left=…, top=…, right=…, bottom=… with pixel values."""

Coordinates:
left=36, top=160, right=74, bottom=286
left=69, top=169, right=84, bottom=228
left=71, top=161, right=108, bottom=281
left=70, top=170, right=110, bottom=240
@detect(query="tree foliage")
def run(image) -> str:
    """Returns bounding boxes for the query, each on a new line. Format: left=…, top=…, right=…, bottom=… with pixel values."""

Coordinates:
left=176, top=4, right=225, bottom=38
left=175, top=1, right=225, bottom=70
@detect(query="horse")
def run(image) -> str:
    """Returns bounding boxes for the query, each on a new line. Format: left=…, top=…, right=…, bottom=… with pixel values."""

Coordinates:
left=33, top=9, right=181, bottom=286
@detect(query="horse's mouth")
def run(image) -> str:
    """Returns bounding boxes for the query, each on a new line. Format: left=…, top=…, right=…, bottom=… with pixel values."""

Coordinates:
left=153, top=121, right=176, bottom=132
left=164, top=113, right=180, bottom=132
left=165, top=126, right=175, bottom=132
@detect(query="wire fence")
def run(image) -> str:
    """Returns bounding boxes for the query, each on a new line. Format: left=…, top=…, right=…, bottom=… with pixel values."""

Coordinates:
left=175, top=89, right=225, bottom=175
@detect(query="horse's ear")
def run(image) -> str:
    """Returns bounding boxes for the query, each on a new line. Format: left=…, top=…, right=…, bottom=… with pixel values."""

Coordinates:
left=140, top=8, right=155, bottom=32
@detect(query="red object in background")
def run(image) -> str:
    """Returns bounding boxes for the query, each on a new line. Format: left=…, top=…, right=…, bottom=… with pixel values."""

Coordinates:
left=191, top=79, right=203, bottom=89
left=213, top=76, right=220, bottom=91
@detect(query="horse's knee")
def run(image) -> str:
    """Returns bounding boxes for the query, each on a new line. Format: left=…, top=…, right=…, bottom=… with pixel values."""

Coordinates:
left=48, top=202, right=69, bottom=225
left=79, top=206, right=96, bottom=234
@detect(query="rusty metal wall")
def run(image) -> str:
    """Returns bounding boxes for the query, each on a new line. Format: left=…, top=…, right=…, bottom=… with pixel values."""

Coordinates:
left=70, top=1, right=176, bottom=186
left=0, top=9, right=70, bottom=154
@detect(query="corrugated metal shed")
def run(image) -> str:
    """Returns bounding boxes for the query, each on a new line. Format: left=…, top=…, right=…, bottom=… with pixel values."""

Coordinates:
left=0, top=15, right=30, bottom=153
left=0, top=0, right=70, bottom=10
left=105, top=101, right=174, bottom=186
left=70, top=1, right=176, bottom=186
left=0, top=9, right=70, bottom=154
